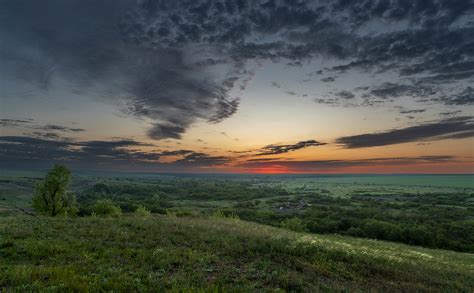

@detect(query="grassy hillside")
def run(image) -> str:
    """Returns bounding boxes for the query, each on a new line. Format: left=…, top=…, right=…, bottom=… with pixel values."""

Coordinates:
left=1, top=215, right=473, bottom=291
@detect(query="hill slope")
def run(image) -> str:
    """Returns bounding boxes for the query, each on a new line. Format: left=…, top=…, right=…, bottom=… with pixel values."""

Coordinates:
left=1, top=215, right=473, bottom=291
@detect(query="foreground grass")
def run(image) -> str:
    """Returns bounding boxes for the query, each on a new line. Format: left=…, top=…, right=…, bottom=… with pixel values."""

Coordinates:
left=1, top=215, right=473, bottom=291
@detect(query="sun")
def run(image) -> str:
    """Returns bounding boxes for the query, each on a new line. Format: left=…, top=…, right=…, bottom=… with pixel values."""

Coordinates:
left=250, top=165, right=292, bottom=174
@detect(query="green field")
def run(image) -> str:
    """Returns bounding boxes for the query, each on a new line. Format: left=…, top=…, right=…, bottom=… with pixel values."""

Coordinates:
left=279, top=174, right=474, bottom=188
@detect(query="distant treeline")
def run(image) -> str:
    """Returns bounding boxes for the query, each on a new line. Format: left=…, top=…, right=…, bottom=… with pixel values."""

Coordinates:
left=237, top=194, right=474, bottom=253
left=75, top=179, right=474, bottom=253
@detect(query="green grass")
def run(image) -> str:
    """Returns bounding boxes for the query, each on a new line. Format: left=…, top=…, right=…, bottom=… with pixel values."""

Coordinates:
left=1, top=215, right=473, bottom=291
left=0, top=177, right=35, bottom=216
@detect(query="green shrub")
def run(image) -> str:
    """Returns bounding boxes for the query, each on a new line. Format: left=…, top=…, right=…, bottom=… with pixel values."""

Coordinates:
left=211, top=209, right=239, bottom=220
left=165, top=209, right=177, bottom=217
left=93, top=199, right=122, bottom=217
left=134, top=205, right=151, bottom=218
left=280, top=217, right=307, bottom=232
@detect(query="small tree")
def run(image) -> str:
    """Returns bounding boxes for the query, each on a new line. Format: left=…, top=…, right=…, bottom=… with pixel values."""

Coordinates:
left=32, top=165, right=77, bottom=216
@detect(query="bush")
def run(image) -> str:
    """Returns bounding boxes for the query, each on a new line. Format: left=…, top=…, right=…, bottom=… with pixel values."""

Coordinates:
left=134, top=205, right=151, bottom=218
left=93, top=199, right=122, bottom=217
left=211, top=209, right=239, bottom=220
left=32, top=165, right=77, bottom=217
left=280, top=217, right=307, bottom=232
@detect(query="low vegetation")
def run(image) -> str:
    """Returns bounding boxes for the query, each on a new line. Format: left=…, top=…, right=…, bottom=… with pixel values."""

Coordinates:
left=1, top=215, right=473, bottom=291
left=1, top=168, right=473, bottom=290
left=2, top=171, right=473, bottom=252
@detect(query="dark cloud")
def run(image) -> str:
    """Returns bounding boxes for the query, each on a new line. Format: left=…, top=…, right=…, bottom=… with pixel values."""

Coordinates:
left=2, top=0, right=473, bottom=139
left=400, top=109, right=426, bottom=114
left=230, top=150, right=253, bottom=154
left=0, top=119, right=33, bottom=127
left=271, top=81, right=281, bottom=88
left=173, top=152, right=230, bottom=167
left=314, top=98, right=339, bottom=105
left=435, top=87, right=474, bottom=106
left=439, top=110, right=462, bottom=116
left=307, top=70, right=324, bottom=77
left=158, top=150, right=194, bottom=157
left=366, top=83, right=436, bottom=100
left=336, top=117, right=474, bottom=148
left=245, top=158, right=278, bottom=162
left=443, top=130, right=474, bottom=140
left=320, top=76, right=336, bottom=82
left=0, top=135, right=229, bottom=171
left=27, top=132, right=67, bottom=140
left=2, top=119, right=85, bottom=137
left=1, top=0, right=243, bottom=140
left=38, top=124, right=85, bottom=133
left=257, top=140, right=326, bottom=156
left=208, top=98, right=240, bottom=123
left=334, top=90, right=355, bottom=100
left=147, top=124, right=186, bottom=140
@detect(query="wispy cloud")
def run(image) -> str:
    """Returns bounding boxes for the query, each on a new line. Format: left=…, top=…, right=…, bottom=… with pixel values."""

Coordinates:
left=0, top=119, right=34, bottom=127
left=37, top=124, right=85, bottom=133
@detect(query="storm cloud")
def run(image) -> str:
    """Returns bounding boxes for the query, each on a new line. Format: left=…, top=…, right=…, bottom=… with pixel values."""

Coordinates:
left=2, top=0, right=473, bottom=140
left=1, top=0, right=241, bottom=140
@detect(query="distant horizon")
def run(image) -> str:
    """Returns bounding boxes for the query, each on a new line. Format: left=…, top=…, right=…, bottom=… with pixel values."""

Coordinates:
left=2, top=167, right=473, bottom=176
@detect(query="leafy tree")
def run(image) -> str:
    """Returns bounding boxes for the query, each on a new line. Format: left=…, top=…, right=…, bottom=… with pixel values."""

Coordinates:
left=32, top=165, right=77, bottom=216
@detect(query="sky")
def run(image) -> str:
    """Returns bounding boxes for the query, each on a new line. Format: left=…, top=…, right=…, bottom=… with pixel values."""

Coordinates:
left=0, top=0, right=473, bottom=174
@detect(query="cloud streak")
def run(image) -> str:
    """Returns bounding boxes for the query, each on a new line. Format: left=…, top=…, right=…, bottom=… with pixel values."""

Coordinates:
left=336, top=117, right=474, bottom=148
left=38, top=124, right=85, bottom=133
left=256, top=140, right=326, bottom=156
left=240, top=156, right=466, bottom=172
left=0, top=119, right=33, bottom=127
left=0, top=136, right=229, bottom=171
